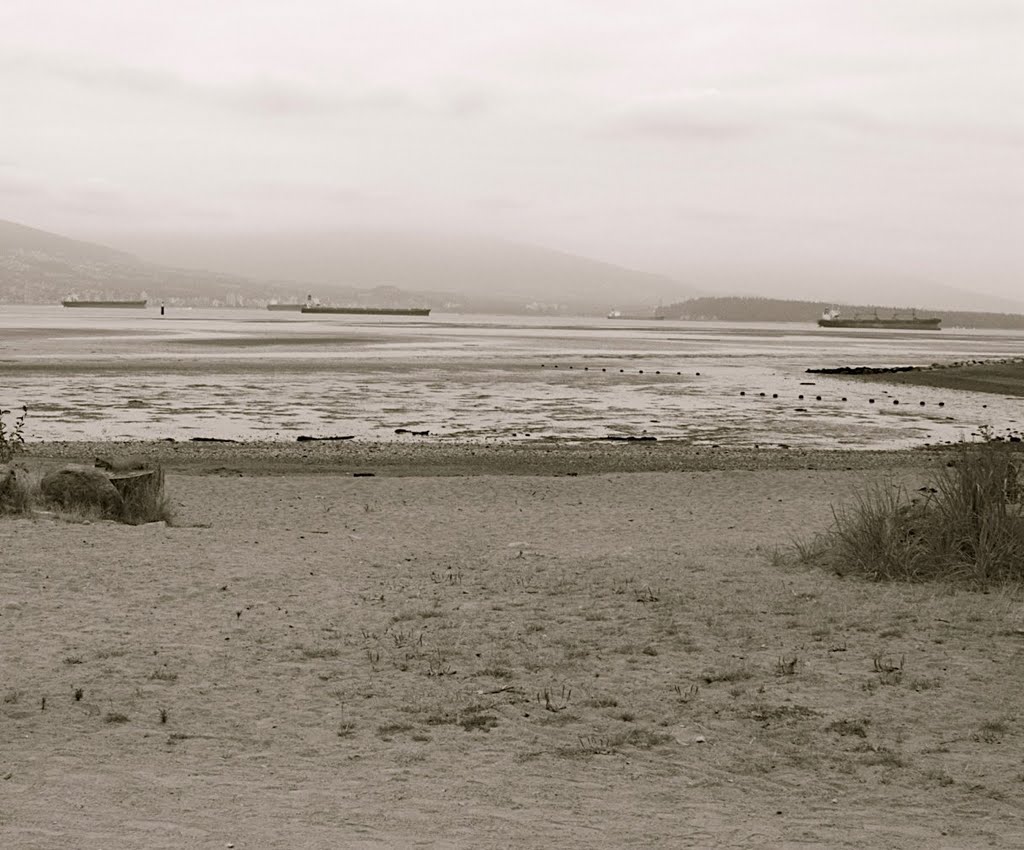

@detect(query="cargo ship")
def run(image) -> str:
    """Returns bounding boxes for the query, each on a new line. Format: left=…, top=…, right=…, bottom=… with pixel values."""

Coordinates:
left=607, top=310, right=666, bottom=320
left=300, top=305, right=431, bottom=316
left=817, top=308, right=941, bottom=330
left=62, top=297, right=147, bottom=308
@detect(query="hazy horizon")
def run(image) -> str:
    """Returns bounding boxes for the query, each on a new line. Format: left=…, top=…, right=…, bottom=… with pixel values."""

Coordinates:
left=2, top=1, right=1021, bottom=305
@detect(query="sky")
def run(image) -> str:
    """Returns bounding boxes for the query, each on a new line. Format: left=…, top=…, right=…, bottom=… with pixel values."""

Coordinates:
left=1, top=1, right=1021, bottom=299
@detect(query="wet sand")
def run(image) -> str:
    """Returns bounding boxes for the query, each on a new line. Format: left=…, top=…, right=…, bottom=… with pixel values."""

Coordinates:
left=847, top=358, right=1024, bottom=398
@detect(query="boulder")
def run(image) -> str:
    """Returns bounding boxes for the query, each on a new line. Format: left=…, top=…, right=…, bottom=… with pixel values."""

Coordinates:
left=40, top=466, right=123, bottom=517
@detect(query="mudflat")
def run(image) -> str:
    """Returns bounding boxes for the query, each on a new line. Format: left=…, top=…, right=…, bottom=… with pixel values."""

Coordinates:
left=2, top=442, right=1022, bottom=849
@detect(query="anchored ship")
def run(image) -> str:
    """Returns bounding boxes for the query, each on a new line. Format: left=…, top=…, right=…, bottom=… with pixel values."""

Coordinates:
left=300, top=296, right=429, bottom=316
left=817, top=308, right=941, bottom=330
left=301, top=305, right=431, bottom=316
left=607, top=309, right=666, bottom=320
left=62, top=297, right=147, bottom=308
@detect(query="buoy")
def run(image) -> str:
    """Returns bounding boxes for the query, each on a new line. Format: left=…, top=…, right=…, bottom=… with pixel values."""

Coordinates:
left=639, top=369, right=644, bottom=374
left=841, top=397, right=847, bottom=402
left=602, top=368, right=606, bottom=372
left=919, top=401, right=925, bottom=406
left=696, top=372, right=701, bottom=376
left=869, top=399, right=875, bottom=404
left=772, top=394, right=778, bottom=399
left=655, top=371, right=660, bottom=375
left=798, top=394, right=804, bottom=400
left=893, top=399, right=899, bottom=405
left=938, top=401, right=944, bottom=407
left=740, top=391, right=746, bottom=396
left=759, top=392, right=765, bottom=397
left=816, top=396, right=822, bottom=401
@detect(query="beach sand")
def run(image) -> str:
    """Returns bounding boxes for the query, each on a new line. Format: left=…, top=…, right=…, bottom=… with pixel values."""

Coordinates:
left=2, top=441, right=1023, bottom=848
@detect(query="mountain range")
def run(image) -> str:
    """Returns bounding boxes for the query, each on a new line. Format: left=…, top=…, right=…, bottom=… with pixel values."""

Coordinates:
left=0, top=219, right=693, bottom=313
left=2, top=218, right=1021, bottom=316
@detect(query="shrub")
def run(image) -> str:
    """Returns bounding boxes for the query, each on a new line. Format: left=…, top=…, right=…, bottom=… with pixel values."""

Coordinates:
left=0, top=405, right=27, bottom=463
left=807, top=441, right=1024, bottom=586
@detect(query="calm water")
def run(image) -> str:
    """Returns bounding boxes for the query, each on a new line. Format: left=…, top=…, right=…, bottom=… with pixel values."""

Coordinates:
left=1, top=306, right=1022, bottom=448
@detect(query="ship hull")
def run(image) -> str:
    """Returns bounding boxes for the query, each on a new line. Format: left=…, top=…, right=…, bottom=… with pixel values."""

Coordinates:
left=818, top=318, right=941, bottom=330
left=62, top=300, right=147, bottom=308
left=301, top=306, right=431, bottom=316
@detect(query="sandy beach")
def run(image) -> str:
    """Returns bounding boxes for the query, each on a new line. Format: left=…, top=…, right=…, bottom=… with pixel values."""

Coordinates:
left=3, top=440, right=1022, bottom=849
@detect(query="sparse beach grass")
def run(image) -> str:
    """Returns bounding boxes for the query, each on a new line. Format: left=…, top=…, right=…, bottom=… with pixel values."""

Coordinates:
left=1, top=452, right=1022, bottom=847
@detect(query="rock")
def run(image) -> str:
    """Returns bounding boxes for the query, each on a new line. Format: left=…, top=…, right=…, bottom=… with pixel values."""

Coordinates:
left=39, top=466, right=123, bottom=517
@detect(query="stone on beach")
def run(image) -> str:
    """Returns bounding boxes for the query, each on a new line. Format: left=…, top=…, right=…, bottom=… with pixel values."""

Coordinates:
left=40, top=465, right=124, bottom=516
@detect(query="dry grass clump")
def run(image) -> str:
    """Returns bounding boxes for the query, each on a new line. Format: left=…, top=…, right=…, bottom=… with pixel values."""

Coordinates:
left=0, top=468, right=34, bottom=516
left=801, top=441, right=1024, bottom=586
left=115, top=468, right=173, bottom=525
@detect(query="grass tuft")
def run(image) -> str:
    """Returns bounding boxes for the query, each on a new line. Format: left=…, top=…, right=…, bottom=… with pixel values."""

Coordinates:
left=795, top=441, right=1024, bottom=586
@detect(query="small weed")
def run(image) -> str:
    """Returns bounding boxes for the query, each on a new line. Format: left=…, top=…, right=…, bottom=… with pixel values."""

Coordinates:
left=73, top=688, right=83, bottom=701
left=149, top=669, right=178, bottom=682
left=538, top=685, right=572, bottom=712
left=460, top=714, right=499, bottom=732
left=377, top=721, right=415, bottom=738
left=337, top=722, right=357, bottom=738
left=873, top=653, right=905, bottom=685
left=618, top=711, right=635, bottom=722
left=2, top=690, right=20, bottom=704
left=827, top=718, right=870, bottom=738
left=478, top=666, right=514, bottom=679
left=301, top=646, right=341, bottom=659
left=924, top=769, right=955, bottom=787
left=611, top=728, right=672, bottom=750
left=701, top=664, right=752, bottom=684
left=857, top=745, right=906, bottom=768
left=63, top=656, right=83, bottom=666
left=425, top=649, right=453, bottom=677
left=584, top=696, right=619, bottom=708
left=775, top=656, right=799, bottom=676
left=973, top=719, right=1008, bottom=743
left=641, top=645, right=659, bottom=657
left=104, top=712, right=130, bottom=724
left=673, top=683, right=700, bottom=703
left=160, top=708, right=168, bottom=724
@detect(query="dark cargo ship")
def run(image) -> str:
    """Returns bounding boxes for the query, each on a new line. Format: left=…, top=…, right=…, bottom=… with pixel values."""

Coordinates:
left=300, top=305, right=430, bottom=316
left=62, top=298, right=147, bottom=308
left=817, top=308, right=941, bottom=330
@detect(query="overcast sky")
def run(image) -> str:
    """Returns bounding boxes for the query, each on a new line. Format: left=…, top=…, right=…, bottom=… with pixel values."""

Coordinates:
left=1, top=1, right=1021, bottom=297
